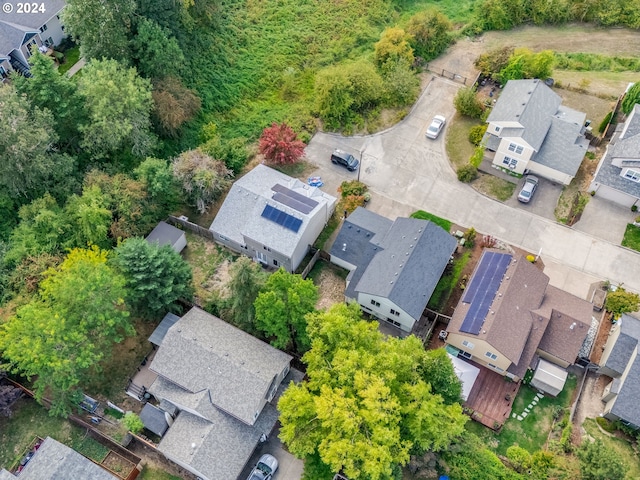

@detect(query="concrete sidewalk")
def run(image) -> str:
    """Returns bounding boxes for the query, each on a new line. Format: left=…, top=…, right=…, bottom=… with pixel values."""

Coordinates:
left=305, top=76, right=640, bottom=296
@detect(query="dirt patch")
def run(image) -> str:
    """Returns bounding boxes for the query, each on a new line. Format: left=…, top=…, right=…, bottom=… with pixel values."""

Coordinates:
left=313, top=263, right=347, bottom=311
left=209, top=259, right=232, bottom=299
left=573, top=373, right=609, bottom=433
left=101, top=450, right=136, bottom=477
left=129, top=438, right=197, bottom=480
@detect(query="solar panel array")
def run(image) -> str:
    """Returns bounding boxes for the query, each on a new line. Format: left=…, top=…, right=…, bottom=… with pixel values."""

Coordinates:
left=460, top=251, right=512, bottom=334
left=271, top=184, right=319, bottom=214
left=261, top=204, right=303, bottom=233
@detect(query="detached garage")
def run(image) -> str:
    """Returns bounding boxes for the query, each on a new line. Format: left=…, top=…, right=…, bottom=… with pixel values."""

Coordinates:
left=146, top=222, right=187, bottom=254
left=530, top=358, right=568, bottom=397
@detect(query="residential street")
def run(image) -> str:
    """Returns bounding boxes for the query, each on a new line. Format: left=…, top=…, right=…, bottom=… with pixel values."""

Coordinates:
left=304, top=76, right=640, bottom=298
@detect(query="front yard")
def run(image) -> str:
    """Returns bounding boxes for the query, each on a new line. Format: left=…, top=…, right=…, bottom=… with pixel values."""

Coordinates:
left=622, top=223, right=640, bottom=252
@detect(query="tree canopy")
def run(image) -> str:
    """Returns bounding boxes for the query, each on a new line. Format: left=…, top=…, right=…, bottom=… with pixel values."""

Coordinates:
left=259, top=123, right=306, bottom=165
left=622, top=82, right=640, bottom=115
left=0, top=247, right=132, bottom=416
left=227, top=256, right=267, bottom=331
left=406, top=9, right=452, bottom=61
left=577, top=438, right=629, bottom=480
left=112, top=237, right=193, bottom=316
left=254, top=268, right=318, bottom=352
left=278, top=303, right=465, bottom=480
left=605, top=287, right=640, bottom=320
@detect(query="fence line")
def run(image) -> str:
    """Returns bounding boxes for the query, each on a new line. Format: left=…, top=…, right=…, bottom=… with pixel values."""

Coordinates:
left=300, top=247, right=321, bottom=279
left=166, top=215, right=214, bottom=241
left=426, top=64, right=468, bottom=85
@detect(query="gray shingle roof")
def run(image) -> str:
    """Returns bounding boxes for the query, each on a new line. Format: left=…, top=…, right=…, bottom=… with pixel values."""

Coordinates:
left=594, top=106, right=640, bottom=198
left=603, top=314, right=640, bottom=375
left=145, top=221, right=185, bottom=251
left=610, top=353, right=640, bottom=427
left=355, top=218, right=457, bottom=319
left=532, top=109, right=588, bottom=176
left=148, top=312, right=181, bottom=346
left=487, top=79, right=561, bottom=151
left=149, top=307, right=291, bottom=425
left=0, top=0, right=65, bottom=54
left=140, top=403, right=169, bottom=437
left=158, top=406, right=279, bottom=480
left=3, top=437, right=118, bottom=480
left=210, top=164, right=336, bottom=257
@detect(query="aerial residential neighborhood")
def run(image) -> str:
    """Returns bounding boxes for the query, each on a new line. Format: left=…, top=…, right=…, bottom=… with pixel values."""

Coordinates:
left=3, top=1, right=640, bottom=480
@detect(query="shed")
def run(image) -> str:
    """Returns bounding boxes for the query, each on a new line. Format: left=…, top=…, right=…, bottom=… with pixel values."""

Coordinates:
left=146, top=222, right=187, bottom=254
left=149, top=313, right=181, bottom=347
left=530, top=358, right=568, bottom=397
left=140, top=403, right=170, bottom=437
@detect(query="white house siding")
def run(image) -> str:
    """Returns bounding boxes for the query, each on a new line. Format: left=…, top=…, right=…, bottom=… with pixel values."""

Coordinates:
left=590, top=183, right=638, bottom=208
left=357, top=292, right=415, bottom=332
left=445, top=333, right=512, bottom=373
left=492, top=139, right=534, bottom=176
left=527, top=160, right=573, bottom=185
left=41, top=13, right=66, bottom=46
left=329, top=255, right=355, bottom=273
left=19, top=36, right=42, bottom=63
left=244, top=238, right=292, bottom=272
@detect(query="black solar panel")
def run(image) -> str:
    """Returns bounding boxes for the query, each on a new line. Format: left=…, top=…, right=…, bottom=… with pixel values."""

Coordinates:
left=271, top=184, right=319, bottom=213
left=272, top=192, right=314, bottom=214
left=261, top=204, right=302, bottom=233
left=460, top=251, right=512, bottom=334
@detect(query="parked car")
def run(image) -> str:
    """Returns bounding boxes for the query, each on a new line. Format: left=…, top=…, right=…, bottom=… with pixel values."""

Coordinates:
left=331, top=149, right=359, bottom=171
left=426, top=115, right=446, bottom=139
left=247, top=454, right=278, bottom=480
left=517, top=175, right=539, bottom=203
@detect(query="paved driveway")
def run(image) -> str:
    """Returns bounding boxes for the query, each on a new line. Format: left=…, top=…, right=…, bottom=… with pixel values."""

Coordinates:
left=304, top=76, right=640, bottom=297
left=238, top=425, right=303, bottom=480
left=504, top=176, right=563, bottom=222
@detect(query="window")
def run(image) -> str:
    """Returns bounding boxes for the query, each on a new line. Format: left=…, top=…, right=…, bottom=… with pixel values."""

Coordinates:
left=488, top=363, right=504, bottom=372
left=624, top=169, right=640, bottom=182
left=461, top=351, right=472, bottom=359
left=494, top=126, right=501, bottom=133
left=508, top=143, right=524, bottom=155
left=393, top=320, right=401, bottom=327
left=39, top=24, right=48, bottom=33
left=485, top=351, right=498, bottom=360
left=462, top=340, right=474, bottom=349
left=273, top=259, right=278, bottom=266
left=263, top=245, right=271, bottom=251
left=371, top=300, right=380, bottom=307
left=390, top=308, right=400, bottom=316
left=502, top=156, right=518, bottom=169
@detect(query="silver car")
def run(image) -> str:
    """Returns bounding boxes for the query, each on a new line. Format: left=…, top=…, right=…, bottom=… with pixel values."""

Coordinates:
left=517, top=175, right=539, bottom=203
left=247, top=454, right=278, bottom=480
left=426, top=115, right=446, bottom=139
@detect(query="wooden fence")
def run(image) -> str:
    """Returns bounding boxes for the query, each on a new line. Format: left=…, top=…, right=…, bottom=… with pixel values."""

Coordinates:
left=299, top=247, right=321, bottom=279
left=166, top=215, right=214, bottom=240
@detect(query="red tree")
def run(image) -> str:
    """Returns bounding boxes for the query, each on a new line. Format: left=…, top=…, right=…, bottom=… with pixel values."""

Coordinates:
left=258, top=122, right=306, bottom=165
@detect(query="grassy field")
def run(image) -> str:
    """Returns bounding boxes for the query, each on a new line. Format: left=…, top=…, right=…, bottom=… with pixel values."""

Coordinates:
left=0, top=398, right=108, bottom=471
left=583, top=418, right=640, bottom=479
left=467, top=376, right=577, bottom=456
left=622, top=224, right=640, bottom=251
left=472, top=175, right=516, bottom=201
left=57, top=46, right=81, bottom=76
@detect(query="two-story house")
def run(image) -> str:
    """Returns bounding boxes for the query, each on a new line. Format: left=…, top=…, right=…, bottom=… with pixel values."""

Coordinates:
left=210, top=164, right=337, bottom=272
left=590, top=104, right=640, bottom=208
left=484, top=79, right=589, bottom=185
left=445, top=249, right=592, bottom=395
left=147, top=307, right=292, bottom=480
left=330, top=207, right=457, bottom=333
left=0, top=0, right=66, bottom=80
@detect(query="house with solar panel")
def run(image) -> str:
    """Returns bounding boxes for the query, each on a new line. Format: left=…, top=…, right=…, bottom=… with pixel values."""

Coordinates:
left=445, top=249, right=592, bottom=394
left=483, top=79, right=589, bottom=185
left=329, top=207, right=457, bottom=333
left=598, top=314, right=640, bottom=429
left=210, top=164, right=337, bottom=272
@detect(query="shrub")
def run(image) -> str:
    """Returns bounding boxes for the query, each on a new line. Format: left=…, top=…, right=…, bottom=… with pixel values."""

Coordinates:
left=382, top=60, right=420, bottom=106
left=475, top=46, right=514, bottom=79
left=506, top=445, right=531, bottom=473
left=457, top=164, right=478, bottom=182
left=454, top=87, right=484, bottom=118
left=469, top=145, right=485, bottom=168
left=259, top=122, right=306, bottom=165
left=406, top=9, right=452, bottom=61
left=559, top=422, right=573, bottom=453
left=339, top=180, right=368, bottom=198
left=463, top=227, right=476, bottom=247
left=374, top=27, right=414, bottom=71
left=341, top=195, right=366, bottom=213
left=122, top=412, right=144, bottom=434
left=479, top=235, right=497, bottom=248
left=622, top=82, right=640, bottom=115
left=469, top=124, right=488, bottom=145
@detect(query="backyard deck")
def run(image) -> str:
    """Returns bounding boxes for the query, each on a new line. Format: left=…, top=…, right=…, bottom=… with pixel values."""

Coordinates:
left=464, top=361, right=520, bottom=430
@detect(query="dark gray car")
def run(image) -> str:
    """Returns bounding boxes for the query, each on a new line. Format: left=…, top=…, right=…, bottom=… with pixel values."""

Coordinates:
left=331, top=149, right=359, bottom=171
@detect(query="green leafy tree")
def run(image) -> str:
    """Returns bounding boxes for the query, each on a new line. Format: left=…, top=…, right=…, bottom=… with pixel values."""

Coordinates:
left=132, top=18, right=185, bottom=79
left=605, top=287, right=640, bottom=320
left=134, top=157, right=182, bottom=213
left=477, top=0, right=526, bottom=30
left=475, top=46, right=515, bottom=79
left=254, top=268, right=318, bottom=352
left=172, top=149, right=233, bottom=213
left=374, top=27, right=414, bottom=70
left=454, top=87, right=484, bottom=118
left=279, top=303, right=466, bottom=480
left=406, top=9, right=452, bottom=60
left=382, top=59, right=420, bottom=106
left=13, top=52, right=85, bottom=150
left=63, top=0, right=135, bottom=61
left=506, top=446, right=531, bottom=473
left=112, top=237, right=193, bottom=316
left=0, top=247, right=131, bottom=416
left=151, top=76, right=201, bottom=137
left=577, top=438, right=629, bottom=480
left=0, top=85, right=75, bottom=202
left=122, top=412, right=144, bottom=434
left=63, top=185, right=113, bottom=250
left=442, top=434, right=524, bottom=480
left=498, top=48, right=555, bottom=83
left=78, top=59, right=156, bottom=158
left=622, top=82, right=640, bottom=115
left=227, top=257, right=267, bottom=331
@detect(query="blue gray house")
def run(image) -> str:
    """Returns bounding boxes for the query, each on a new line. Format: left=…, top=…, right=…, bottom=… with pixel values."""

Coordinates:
left=330, top=207, right=457, bottom=332
left=590, top=104, right=640, bottom=208
left=599, top=313, right=640, bottom=428
left=0, top=0, right=66, bottom=79
left=483, top=79, right=589, bottom=185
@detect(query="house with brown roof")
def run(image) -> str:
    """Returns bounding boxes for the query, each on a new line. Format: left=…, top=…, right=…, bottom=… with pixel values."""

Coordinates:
left=445, top=249, right=591, bottom=395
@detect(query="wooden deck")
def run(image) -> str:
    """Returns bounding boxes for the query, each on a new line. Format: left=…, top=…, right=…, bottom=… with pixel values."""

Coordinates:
left=464, top=361, right=520, bottom=430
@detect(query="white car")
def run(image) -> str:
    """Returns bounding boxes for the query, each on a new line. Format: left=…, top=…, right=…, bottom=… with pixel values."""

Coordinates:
left=247, top=454, right=278, bottom=480
left=426, top=115, right=446, bottom=139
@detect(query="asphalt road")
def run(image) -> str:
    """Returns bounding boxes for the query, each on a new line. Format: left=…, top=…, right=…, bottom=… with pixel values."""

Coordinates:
left=304, top=76, right=640, bottom=298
